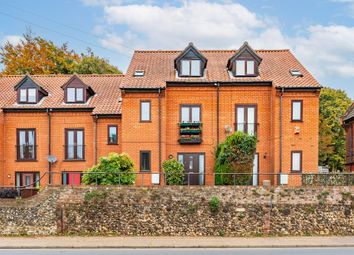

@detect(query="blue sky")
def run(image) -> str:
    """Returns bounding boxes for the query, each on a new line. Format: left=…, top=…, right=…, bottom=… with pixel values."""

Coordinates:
left=0, top=0, right=353, bottom=98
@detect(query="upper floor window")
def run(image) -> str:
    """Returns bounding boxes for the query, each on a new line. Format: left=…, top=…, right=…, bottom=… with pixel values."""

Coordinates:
left=236, top=60, right=255, bottom=76
left=62, top=75, right=95, bottom=104
left=17, top=129, right=36, bottom=161
left=227, top=42, right=262, bottom=77
left=292, top=100, right=303, bottom=121
left=14, top=75, right=48, bottom=104
left=140, top=100, right=151, bottom=122
left=291, top=151, right=302, bottom=172
left=175, top=43, right=207, bottom=78
left=236, top=105, right=257, bottom=135
left=181, top=59, right=201, bottom=76
left=108, top=125, right=118, bottom=144
left=19, top=88, right=37, bottom=103
left=65, top=129, right=84, bottom=160
left=67, top=87, right=84, bottom=103
left=181, top=105, right=201, bottom=123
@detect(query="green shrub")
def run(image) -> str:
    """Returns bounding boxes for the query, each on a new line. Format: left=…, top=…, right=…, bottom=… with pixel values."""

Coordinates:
left=82, top=152, right=136, bottom=185
left=209, top=196, right=220, bottom=213
left=163, top=159, right=185, bottom=185
left=214, top=131, right=257, bottom=185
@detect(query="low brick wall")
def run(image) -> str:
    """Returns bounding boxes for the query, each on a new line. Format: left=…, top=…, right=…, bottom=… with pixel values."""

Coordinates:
left=0, top=186, right=353, bottom=236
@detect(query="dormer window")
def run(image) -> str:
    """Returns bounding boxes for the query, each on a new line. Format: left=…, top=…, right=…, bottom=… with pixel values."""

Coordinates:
left=62, top=75, right=95, bottom=104
left=236, top=60, right=255, bottom=76
left=227, top=42, right=262, bottom=77
left=175, top=42, right=207, bottom=78
left=14, top=75, right=48, bottom=104
left=67, top=88, right=84, bottom=103
left=19, top=88, right=37, bottom=103
left=181, top=59, right=201, bottom=76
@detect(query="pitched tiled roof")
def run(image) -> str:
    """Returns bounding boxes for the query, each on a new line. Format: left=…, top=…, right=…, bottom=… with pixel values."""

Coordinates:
left=0, top=74, right=123, bottom=115
left=121, top=49, right=321, bottom=89
left=344, top=102, right=354, bottom=122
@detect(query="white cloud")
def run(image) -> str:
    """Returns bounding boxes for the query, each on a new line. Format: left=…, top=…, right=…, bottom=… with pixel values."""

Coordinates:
left=86, top=0, right=354, bottom=95
left=1, top=35, right=23, bottom=46
left=293, top=25, right=354, bottom=79
left=102, top=1, right=283, bottom=50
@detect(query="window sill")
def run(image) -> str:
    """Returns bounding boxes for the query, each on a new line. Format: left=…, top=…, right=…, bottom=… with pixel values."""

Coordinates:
left=290, top=170, right=302, bottom=173
left=140, top=170, right=151, bottom=173
left=140, top=121, right=152, bottom=123
left=16, top=159, right=37, bottom=162
left=291, top=120, right=303, bottom=123
left=107, top=143, right=118, bottom=145
left=63, top=159, right=86, bottom=162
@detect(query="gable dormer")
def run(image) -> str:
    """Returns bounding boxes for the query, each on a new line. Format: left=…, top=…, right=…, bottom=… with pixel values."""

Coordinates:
left=14, top=75, right=48, bottom=104
left=62, top=74, right=95, bottom=104
left=227, top=42, right=262, bottom=77
left=175, top=42, right=207, bottom=77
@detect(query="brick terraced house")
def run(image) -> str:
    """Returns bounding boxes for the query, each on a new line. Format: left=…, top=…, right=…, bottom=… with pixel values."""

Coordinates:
left=0, top=42, right=321, bottom=187
left=344, top=103, right=354, bottom=172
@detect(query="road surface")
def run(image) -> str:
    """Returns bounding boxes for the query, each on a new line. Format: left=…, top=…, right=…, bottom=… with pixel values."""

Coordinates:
left=0, top=248, right=353, bottom=255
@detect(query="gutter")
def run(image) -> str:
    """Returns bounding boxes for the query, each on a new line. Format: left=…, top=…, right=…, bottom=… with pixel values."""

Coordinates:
left=46, top=108, right=52, bottom=185
left=93, top=115, right=98, bottom=164
left=279, top=87, right=284, bottom=179
left=158, top=88, right=162, bottom=183
left=215, top=82, right=220, bottom=145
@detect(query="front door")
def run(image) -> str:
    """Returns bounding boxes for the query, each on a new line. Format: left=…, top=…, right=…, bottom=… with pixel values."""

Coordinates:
left=22, top=173, right=34, bottom=188
left=178, top=153, right=205, bottom=185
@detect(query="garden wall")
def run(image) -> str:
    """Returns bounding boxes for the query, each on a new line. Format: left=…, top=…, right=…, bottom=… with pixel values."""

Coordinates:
left=0, top=186, right=353, bottom=236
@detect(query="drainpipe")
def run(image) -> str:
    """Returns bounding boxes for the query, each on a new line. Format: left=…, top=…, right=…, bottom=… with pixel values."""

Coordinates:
left=93, top=115, right=98, bottom=164
left=158, top=88, right=162, bottom=183
left=47, top=108, right=52, bottom=185
left=279, top=87, right=284, bottom=180
left=215, top=82, right=220, bottom=145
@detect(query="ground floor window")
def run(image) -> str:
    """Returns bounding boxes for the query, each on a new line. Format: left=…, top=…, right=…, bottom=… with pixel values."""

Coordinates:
left=62, top=172, right=82, bottom=185
left=177, top=153, right=205, bottom=185
left=15, top=172, right=40, bottom=188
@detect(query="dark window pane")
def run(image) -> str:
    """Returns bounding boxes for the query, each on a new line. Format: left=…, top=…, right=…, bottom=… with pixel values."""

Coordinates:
left=140, top=151, right=151, bottom=171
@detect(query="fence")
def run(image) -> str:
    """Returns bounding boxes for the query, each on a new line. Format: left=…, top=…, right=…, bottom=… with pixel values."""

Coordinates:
left=1, top=172, right=353, bottom=199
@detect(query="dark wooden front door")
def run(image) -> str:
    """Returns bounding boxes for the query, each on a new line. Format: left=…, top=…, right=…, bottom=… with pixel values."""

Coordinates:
left=180, top=153, right=200, bottom=185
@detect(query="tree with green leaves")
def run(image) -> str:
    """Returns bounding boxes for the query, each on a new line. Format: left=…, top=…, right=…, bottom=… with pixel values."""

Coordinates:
left=215, top=131, right=257, bottom=185
left=319, top=87, right=352, bottom=171
left=0, top=31, right=121, bottom=75
left=82, top=153, right=136, bottom=185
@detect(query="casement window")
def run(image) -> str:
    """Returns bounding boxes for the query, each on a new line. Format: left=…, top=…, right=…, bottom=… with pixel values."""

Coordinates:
left=140, top=101, right=151, bottom=122
left=66, top=87, right=84, bottom=103
left=181, top=59, right=201, bottom=76
left=62, top=172, right=82, bottom=185
left=140, top=151, right=151, bottom=172
left=181, top=105, right=201, bottom=123
left=17, top=129, right=36, bottom=161
left=291, top=151, right=302, bottom=172
left=108, top=125, right=118, bottom=144
left=292, top=100, right=303, bottom=121
left=236, top=105, right=257, bottom=135
left=235, top=60, right=255, bottom=76
left=19, top=88, right=37, bottom=103
left=65, top=129, right=84, bottom=160
left=15, top=172, right=40, bottom=188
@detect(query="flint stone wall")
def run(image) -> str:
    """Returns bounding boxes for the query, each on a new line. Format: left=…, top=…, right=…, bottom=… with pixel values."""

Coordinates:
left=0, top=186, right=353, bottom=236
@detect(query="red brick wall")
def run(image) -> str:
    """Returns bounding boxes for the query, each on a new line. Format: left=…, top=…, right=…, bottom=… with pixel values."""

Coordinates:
left=121, top=86, right=319, bottom=186
left=1, top=111, right=121, bottom=187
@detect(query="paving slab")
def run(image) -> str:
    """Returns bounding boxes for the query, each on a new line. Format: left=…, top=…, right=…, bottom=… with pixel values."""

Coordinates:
left=0, top=236, right=353, bottom=249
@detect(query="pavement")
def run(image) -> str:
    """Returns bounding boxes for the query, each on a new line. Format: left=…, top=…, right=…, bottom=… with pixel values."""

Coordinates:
left=0, top=236, right=353, bottom=249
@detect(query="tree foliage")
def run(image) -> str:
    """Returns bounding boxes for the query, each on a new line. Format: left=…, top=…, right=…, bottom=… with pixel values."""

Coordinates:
left=162, top=159, right=185, bottom=185
left=215, top=131, right=257, bottom=185
left=0, top=31, right=121, bottom=75
left=319, top=87, right=352, bottom=171
left=82, top=153, right=136, bottom=185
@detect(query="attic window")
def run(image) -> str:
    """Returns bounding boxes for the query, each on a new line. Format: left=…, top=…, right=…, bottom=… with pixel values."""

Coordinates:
left=134, top=70, right=145, bottom=77
left=290, top=69, right=303, bottom=77
left=181, top=60, right=201, bottom=76
left=19, top=88, right=37, bottom=103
